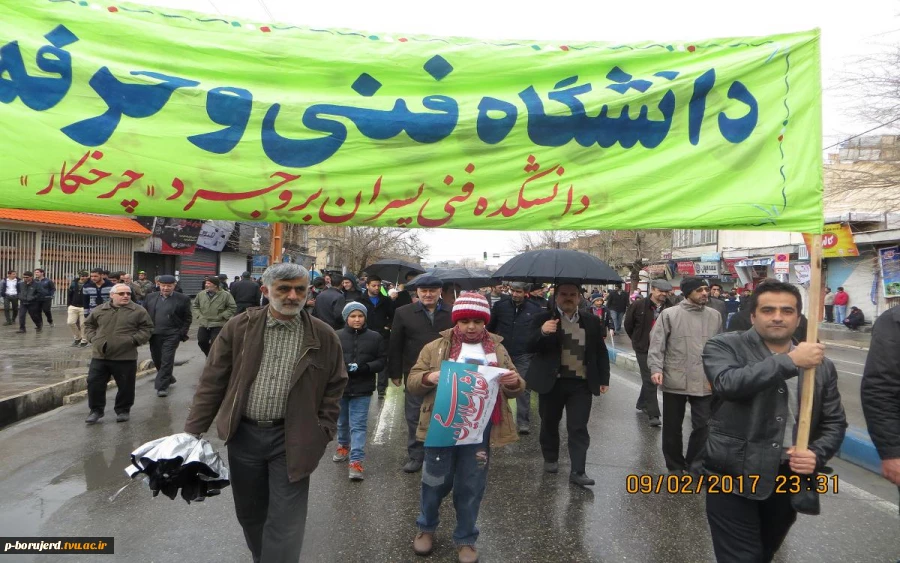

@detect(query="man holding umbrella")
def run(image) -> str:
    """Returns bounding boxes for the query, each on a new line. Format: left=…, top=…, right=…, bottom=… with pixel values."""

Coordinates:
left=526, top=283, right=610, bottom=486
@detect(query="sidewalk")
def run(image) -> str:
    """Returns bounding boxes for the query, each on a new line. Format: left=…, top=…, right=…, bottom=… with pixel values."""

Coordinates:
left=818, top=321, right=871, bottom=350
left=0, top=316, right=155, bottom=428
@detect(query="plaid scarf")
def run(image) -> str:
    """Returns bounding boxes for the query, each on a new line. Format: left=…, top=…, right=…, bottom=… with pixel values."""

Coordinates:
left=449, top=326, right=502, bottom=424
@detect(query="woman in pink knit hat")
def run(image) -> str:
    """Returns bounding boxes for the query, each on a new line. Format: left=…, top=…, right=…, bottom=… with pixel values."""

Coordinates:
left=406, top=291, right=525, bottom=563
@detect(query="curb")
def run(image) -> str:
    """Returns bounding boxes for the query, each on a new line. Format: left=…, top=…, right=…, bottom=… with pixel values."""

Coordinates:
left=62, top=367, right=157, bottom=406
left=608, top=347, right=884, bottom=477
left=836, top=427, right=882, bottom=475
left=0, top=359, right=156, bottom=429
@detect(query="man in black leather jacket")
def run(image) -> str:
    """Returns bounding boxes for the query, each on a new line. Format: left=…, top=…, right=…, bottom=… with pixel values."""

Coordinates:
left=701, top=280, right=846, bottom=563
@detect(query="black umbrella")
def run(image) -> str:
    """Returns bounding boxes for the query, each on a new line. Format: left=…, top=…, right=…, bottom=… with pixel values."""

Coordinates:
left=363, top=259, right=425, bottom=284
left=491, top=249, right=623, bottom=285
left=125, top=433, right=230, bottom=504
left=406, top=268, right=495, bottom=291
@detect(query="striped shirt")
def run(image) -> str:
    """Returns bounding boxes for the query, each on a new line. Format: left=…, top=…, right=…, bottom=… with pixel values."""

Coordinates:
left=244, top=311, right=305, bottom=421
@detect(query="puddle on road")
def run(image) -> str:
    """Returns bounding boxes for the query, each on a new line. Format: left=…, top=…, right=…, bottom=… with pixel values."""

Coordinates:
left=0, top=445, right=138, bottom=536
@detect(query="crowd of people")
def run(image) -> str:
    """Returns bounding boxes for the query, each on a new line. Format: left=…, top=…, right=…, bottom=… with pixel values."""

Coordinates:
left=3, top=263, right=899, bottom=563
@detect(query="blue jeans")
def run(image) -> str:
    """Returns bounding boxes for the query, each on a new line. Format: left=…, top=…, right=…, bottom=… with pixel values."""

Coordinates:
left=610, top=309, right=624, bottom=332
left=834, top=305, right=847, bottom=324
left=417, top=424, right=492, bottom=547
left=336, top=395, right=371, bottom=462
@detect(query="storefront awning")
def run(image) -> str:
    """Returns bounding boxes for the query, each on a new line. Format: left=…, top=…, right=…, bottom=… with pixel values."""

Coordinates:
left=735, top=258, right=773, bottom=267
left=0, top=209, right=151, bottom=236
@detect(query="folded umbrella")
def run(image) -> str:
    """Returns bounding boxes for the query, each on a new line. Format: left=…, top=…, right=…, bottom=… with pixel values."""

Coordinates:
left=125, top=433, right=230, bottom=504
left=406, top=267, right=495, bottom=291
left=491, top=249, right=623, bottom=285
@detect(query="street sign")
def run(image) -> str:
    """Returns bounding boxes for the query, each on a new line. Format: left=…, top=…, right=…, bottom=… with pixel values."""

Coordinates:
left=774, top=253, right=790, bottom=274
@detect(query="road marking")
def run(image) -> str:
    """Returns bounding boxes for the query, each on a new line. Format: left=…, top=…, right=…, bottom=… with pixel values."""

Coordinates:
left=831, top=358, right=865, bottom=367
left=613, top=366, right=897, bottom=514
left=611, top=370, right=643, bottom=392
left=373, top=390, right=398, bottom=445
left=837, top=369, right=862, bottom=378
left=837, top=480, right=900, bottom=518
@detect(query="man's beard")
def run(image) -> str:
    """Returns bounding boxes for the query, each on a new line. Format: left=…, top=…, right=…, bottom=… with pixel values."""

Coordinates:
left=271, top=296, right=302, bottom=316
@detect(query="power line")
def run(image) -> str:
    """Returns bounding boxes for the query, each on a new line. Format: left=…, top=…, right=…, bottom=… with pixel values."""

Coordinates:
left=256, top=0, right=274, bottom=21
left=822, top=117, right=900, bottom=151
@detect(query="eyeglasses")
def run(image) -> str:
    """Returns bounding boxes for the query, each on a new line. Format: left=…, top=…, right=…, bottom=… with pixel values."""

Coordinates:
left=113, top=292, right=132, bottom=296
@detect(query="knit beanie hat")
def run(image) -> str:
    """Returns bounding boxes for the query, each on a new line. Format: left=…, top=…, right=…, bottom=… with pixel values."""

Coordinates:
left=342, top=301, right=368, bottom=322
left=451, top=292, right=491, bottom=324
left=680, top=277, right=708, bottom=298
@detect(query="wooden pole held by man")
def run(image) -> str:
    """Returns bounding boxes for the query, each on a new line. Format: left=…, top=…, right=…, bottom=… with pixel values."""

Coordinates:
left=795, top=233, right=822, bottom=450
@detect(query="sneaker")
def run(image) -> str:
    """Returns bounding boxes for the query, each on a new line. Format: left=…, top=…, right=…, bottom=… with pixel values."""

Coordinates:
left=79, top=341, right=88, bottom=347
left=71, top=339, right=81, bottom=347
left=348, top=461, right=364, bottom=480
left=85, top=410, right=103, bottom=424
left=332, top=445, right=349, bottom=462
left=403, top=458, right=423, bottom=473
left=413, top=532, right=434, bottom=556
left=517, top=425, right=530, bottom=435
left=543, top=461, right=559, bottom=474
left=378, top=390, right=386, bottom=398
left=157, top=389, right=169, bottom=398
left=116, top=412, right=130, bottom=423
left=15, top=329, right=25, bottom=334
left=457, top=545, right=479, bottom=563
left=649, top=416, right=661, bottom=427
left=569, top=472, right=595, bottom=487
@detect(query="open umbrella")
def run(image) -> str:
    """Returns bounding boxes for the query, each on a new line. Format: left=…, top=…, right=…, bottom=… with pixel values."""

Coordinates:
left=406, top=268, right=495, bottom=291
left=491, top=249, right=623, bottom=285
left=125, top=433, right=230, bottom=504
left=363, top=259, right=425, bottom=284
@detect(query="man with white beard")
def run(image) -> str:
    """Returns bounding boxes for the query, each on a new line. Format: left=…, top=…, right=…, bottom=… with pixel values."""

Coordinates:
left=184, top=263, right=347, bottom=562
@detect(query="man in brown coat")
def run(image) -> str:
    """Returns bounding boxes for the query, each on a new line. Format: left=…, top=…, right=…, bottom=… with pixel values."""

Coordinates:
left=83, top=283, right=154, bottom=424
left=184, top=263, right=347, bottom=563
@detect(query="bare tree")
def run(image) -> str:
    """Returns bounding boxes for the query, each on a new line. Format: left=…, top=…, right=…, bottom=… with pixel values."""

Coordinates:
left=827, top=47, right=900, bottom=212
left=568, top=230, right=672, bottom=285
left=336, top=227, right=427, bottom=275
left=516, top=230, right=572, bottom=252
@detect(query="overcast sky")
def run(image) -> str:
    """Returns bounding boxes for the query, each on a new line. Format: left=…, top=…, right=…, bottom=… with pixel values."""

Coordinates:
left=131, top=0, right=900, bottom=261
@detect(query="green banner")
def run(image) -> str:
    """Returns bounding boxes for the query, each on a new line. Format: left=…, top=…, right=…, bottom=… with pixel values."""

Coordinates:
left=0, top=1, right=823, bottom=232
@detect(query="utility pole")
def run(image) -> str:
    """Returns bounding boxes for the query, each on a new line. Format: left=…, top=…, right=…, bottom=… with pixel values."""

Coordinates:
left=269, top=223, right=284, bottom=266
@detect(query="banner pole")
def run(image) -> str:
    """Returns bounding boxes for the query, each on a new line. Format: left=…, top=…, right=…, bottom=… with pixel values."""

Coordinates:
left=795, top=233, right=822, bottom=450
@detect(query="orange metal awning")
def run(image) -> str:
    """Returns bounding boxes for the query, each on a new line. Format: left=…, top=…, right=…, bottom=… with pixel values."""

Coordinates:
left=0, top=209, right=151, bottom=236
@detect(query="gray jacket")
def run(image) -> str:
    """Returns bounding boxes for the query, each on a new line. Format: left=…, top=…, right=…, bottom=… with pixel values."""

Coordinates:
left=648, top=300, right=723, bottom=396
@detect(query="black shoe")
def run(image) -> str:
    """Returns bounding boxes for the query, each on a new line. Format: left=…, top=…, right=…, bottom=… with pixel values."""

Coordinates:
left=15, top=329, right=25, bottom=334
left=518, top=425, right=530, bottom=435
left=649, top=416, right=661, bottom=427
left=378, top=390, right=386, bottom=398
left=543, top=461, right=559, bottom=474
left=157, top=389, right=169, bottom=397
left=116, top=412, right=130, bottom=423
left=85, top=411, right=104, bottom=424
left=71, top=339, right=81, bottom=347
left=403, top=459, right=423, bottom=473
left=3, top=321, right=11, bottom=326
left=170, top=376, right=176, bottom=385
left=569, top=472, right=595, bottom=486
left=35, top=328, right=41, bottom=333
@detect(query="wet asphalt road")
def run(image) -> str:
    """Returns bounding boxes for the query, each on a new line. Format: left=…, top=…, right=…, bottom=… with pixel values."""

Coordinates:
left=0, top=341, right=898, bottom=563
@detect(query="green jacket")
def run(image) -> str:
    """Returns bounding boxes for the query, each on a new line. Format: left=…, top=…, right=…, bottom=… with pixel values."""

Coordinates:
left=84, top=301, right=154, bottom=361
left=192, top=289, right=237, bottom=328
